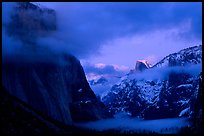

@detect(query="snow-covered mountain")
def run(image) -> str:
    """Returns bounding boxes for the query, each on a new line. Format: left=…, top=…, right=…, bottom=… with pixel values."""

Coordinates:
left=89, top=77, right=108, bottom=86
left=152, top=45, right=202, bottom=68
left=88, top=76, right=122, bottom=97
left=142, top=72, right=201, bottom=119
left=102, top=78, right=162, bottom=116
left=128, top=60, right=151, bottom=74
left=102, top=45, right=202, bottom=120
left=2, top=2, right=112, bottom=125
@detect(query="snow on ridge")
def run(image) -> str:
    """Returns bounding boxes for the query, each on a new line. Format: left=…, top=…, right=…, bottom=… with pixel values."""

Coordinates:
left=179, top=107, right=190, bottom=117
left=177, top=100, right=190, bottom=106
left=152, top=45, right=202, bottom=68
left=176, top=84, right=192, bottom=89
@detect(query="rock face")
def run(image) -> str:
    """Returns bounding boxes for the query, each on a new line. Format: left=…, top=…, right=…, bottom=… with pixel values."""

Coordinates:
left=5, top=2, right=56, bottom=45
left=135, top=60, right=150, bottom=72
left=128, top=60, right=150, bottom=74
left=0, top=87, right=110, bottom=134
left=102, top=45, right=202, bottom=120
left=0, top=87, right=62, bottom=134
left=2, top=54, right=111, bottom=125
left=2, top=2, right=111, bottom=125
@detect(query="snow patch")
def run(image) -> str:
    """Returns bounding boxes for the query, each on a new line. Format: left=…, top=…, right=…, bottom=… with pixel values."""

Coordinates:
left=177, top=84, right=192, bottom=89
left=177, top=100, right=189, bottom=106
left=179, top=107, right=190, bottom=117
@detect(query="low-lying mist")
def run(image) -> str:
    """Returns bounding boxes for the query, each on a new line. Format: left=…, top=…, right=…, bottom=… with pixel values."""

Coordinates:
left=75, top=116, right=190, bottom=134
left=2, top=2, right=78, bottom=64
left=128, top=64, right=202, bottom=81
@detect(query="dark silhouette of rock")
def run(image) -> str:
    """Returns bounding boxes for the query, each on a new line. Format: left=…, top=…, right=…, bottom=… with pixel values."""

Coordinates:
left=2, top=2, right=112, bottom=125
left=135, top=60, right=150, bottom=72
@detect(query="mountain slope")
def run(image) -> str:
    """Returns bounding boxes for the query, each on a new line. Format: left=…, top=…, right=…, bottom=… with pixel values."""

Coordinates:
left=152, top=45, right=202, bottom=68
left=102, top=45, right=202, bottom=120
left=0, top=88, right=111, bottom=134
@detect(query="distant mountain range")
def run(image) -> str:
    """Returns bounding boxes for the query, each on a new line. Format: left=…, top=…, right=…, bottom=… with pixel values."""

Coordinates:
left=89, top=77, right=108, bottom=86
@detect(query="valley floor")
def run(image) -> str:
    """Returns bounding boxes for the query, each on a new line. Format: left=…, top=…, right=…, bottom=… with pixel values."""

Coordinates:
left=75, top=117, right=190, bottom=134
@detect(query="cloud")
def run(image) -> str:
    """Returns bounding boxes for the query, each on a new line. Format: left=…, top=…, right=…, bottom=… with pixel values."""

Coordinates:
left=2, top=2, right=69, bottom=64
left=2, top=2, right=202, bottom=63
left=2, top=3, right=14, bottom=24
left=88, top=20, right=201, bottom=68
left=2, top=2, right=23, bottom=61
left=128, top=63, right=202, bottom=81
left=82, top=62, right=128, bottom=80
left=84, top=63, right=128, bottom=75
left=33, top=2, right=202, bottom=59
left=76, top=117, right=189, bottom=133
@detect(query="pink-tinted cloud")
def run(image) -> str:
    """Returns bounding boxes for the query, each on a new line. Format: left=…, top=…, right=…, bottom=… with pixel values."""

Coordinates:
left=82, top=62, right=129, bottom=80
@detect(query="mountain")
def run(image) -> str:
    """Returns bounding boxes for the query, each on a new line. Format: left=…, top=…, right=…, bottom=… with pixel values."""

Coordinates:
left=128, top=60, right=151, bottom=74
left=2, top=2, right=112, bottom=126
left=102, top=45, right=202, bottom=120
left=3, top=54, right=112, bottom=124
left=89, top=77, right=108, bottom=86
left=135, top=60, right=151, bottom=71
left=88, top=76, right=122, bottom=97
left=102, top=78, right=162, bottom=116
left=4, top=2, right=56, bottom=45
left=142, top=72, right=201, bottom=119
left=0, top=88, right=113, bottom=134
left=152, top=45, right=202, bottom=68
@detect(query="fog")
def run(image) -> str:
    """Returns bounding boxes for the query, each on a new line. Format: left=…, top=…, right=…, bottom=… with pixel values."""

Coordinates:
left=128, top=64, right=202, bottom=81
left=75, top=117, right=190, bottom=134
left=2, top=2, right=74, bottom=64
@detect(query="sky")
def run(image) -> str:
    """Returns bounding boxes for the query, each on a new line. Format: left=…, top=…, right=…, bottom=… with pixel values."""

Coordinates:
left=3, top=2, right=202, bottom=80
left=34, top=2, right=202, bottom=78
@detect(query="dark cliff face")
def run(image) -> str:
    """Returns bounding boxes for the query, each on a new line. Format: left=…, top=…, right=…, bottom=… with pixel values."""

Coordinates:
left=2, top=2, right=112, bottom=125
left=135, top=61, right=149, bottom=72
left=2, top=54, right=112, bottom=124
left=0, top=87, right=62, bottom=134
left=0, top=87, right=109, bottom=134
left=5, top=2, right=56, bottom=45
